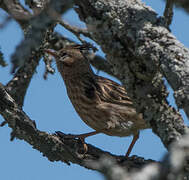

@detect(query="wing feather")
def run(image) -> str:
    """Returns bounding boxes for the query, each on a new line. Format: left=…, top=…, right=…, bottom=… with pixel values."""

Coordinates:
left=95, top=76, right=133, bottom=107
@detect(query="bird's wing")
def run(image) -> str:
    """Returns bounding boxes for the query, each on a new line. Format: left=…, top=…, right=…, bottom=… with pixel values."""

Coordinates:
left=95, top=76, right=133, bottom=107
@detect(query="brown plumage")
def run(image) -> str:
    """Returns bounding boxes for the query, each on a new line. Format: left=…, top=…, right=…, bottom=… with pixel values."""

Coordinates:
left=45, top=45, right=149, bottom=156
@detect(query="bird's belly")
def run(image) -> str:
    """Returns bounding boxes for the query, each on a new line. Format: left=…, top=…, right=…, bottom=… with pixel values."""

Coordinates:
left=74, top=104, right=109, bottom=131
left=79, top=110, right=142, bottom=137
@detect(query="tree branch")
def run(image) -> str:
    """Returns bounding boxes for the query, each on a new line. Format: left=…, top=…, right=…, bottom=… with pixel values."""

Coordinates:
left=0, top=48, right=7, bottom=67
left=0, top=0, right=32, bottom=28
left=75, top=0, right=189, bottom=157
left=3, top=0, right=32, bottom=20
left=162, top=0, right=189, bottom=14
left=59, top=19, right=91, bottom=39
left=163, top=0, right=174, bottom=28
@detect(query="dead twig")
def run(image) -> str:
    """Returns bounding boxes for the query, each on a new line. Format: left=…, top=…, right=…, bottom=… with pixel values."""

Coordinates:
left=163, top=0, right=174, bottom=28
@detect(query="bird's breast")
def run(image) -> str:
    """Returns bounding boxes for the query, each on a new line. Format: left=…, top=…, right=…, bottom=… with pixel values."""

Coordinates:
left=65, top=80, right=108, bottom=130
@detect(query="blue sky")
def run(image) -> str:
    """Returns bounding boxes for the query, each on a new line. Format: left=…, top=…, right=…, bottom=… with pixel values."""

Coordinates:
left=0, top=0, right=188, bottom=179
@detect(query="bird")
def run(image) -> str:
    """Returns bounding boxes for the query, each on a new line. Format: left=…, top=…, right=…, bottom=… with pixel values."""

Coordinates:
left=45, top=44, right=149, bottom=157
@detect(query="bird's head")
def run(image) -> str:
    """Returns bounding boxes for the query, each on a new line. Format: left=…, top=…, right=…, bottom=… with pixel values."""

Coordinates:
left=44, top=44, right=94, bottom=78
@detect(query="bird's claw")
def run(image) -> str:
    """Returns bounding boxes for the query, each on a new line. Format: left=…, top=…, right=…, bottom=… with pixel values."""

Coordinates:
left=55, top=131, right=88, bottom=154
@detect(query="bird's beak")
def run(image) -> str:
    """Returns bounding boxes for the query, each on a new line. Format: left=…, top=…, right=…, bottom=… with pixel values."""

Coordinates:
left=44, top=49, right=58, bottom=58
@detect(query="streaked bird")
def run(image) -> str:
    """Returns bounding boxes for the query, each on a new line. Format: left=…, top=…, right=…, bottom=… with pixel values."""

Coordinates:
left=45, top=45, right=149, bottom=157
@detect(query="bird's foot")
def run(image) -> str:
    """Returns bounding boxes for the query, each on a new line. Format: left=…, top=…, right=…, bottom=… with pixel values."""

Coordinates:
left=55, top=130, right=100, bottom=154
left=55, top=131, right=89, bottom=154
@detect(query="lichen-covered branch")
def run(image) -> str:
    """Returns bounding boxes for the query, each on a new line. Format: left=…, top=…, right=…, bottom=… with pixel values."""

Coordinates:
left=0, top=82, right=155, bottom=171
left=75, top=0, right=189, bottom=150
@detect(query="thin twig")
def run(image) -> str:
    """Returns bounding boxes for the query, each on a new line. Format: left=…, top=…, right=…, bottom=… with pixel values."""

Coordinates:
left=3, top=0, right=32, bottom=21
left=163, top=0, right=174, bottom=28
left=0, top=49, right=7, bottom=67
left=170, top=0, right=189, bottom=14
left=43, top=54, right=55, bottom=80
left=58, top=19, right=92, bottom=44
left=59, top=20, right=91, bottom=38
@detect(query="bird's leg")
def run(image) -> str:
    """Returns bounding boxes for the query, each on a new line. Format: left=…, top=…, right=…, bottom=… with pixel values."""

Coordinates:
left=56, top=131, right=100, bottom=153
left=125, top=132, right=139, bottom=157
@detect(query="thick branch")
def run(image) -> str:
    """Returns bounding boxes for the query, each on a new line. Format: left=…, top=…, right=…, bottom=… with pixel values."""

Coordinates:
left=75, top=0, right=189, bottom=150
left=0, top=83, right=155, bottom=171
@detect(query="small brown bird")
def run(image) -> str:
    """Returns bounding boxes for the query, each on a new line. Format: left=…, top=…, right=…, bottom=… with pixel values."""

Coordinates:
left=45, top=45, right=149, bottom=157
